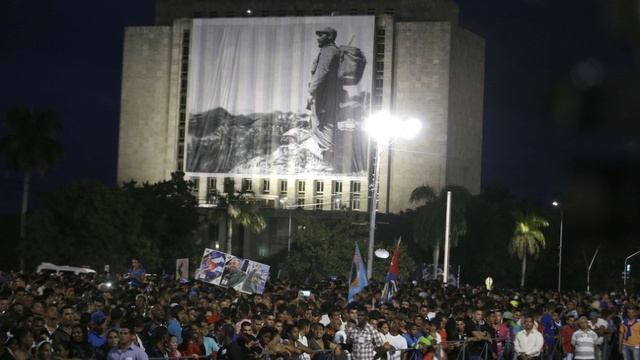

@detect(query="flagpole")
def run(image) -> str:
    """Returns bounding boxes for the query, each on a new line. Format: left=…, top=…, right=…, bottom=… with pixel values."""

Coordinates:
left=443, top=191, right=452, bottom=285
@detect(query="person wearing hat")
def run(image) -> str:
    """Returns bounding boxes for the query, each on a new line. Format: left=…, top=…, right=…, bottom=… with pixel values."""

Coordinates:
left=88, top=311, right=107, bottom=347
left=308, top=26, right=340, bottom=166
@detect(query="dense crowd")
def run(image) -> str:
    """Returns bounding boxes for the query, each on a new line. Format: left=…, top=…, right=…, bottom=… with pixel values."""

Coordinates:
left=0, top=258, right=639, bottom=360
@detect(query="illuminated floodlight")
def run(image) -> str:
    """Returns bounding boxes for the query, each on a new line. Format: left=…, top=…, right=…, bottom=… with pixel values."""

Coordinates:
left=365, top=112, right=422, bottom=144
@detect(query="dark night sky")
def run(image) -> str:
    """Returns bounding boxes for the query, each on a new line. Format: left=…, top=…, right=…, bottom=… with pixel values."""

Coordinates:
left=1, top=0, right=638, bottom=214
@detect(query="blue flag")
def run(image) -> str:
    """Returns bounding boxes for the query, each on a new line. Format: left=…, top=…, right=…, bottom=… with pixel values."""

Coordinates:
left=348, top=243, right=368, bottom=303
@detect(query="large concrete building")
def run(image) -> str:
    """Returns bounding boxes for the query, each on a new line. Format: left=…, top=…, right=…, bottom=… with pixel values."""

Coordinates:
left=117, top=0, right=484, bottom=259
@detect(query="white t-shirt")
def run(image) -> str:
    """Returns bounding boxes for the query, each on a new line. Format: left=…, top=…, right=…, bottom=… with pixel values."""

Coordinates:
left=386, top=333, right=408, bottom=360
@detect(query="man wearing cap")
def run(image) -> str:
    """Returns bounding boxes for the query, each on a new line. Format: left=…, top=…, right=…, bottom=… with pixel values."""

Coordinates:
left=88, top=311, right=107, bottom=347
left=308, top=26, right=340, bottom=166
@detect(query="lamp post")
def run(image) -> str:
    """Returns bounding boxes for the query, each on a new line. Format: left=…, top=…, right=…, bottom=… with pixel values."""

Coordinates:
left=552, top=201, right=564, bottom=292
left=624, top=250, right=640, bottom=295
left=365, top=112, right=421, bottom=279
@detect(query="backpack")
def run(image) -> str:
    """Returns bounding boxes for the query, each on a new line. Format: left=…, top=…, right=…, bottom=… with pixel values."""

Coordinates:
left=338, top=37, right=367, bottom=85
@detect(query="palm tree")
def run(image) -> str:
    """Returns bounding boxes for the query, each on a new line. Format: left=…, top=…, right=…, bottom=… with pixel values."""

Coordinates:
left=0, top=107, right=63, bottom=271
left=509, top=210, right=549, bottom=287
left=409, top=184, right=470, bottom=279
left=208, top=178, right=266, bottom=255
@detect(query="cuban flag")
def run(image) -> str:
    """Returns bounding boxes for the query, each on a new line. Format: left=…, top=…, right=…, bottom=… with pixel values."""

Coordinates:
left=348, top=243, right=368, bottom=303
left=381, top=237, right=401, bottom=303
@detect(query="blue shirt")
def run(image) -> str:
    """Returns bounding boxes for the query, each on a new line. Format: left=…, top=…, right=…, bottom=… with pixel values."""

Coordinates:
left=88, top=329, right=106, bottom=348
left=107, top=343, right=149, bottom=360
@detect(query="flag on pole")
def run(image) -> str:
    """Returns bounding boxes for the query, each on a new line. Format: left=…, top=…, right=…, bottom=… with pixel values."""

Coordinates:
left=381, top=237, right=401, bottom=303
left=348, top=243, right=368, bottom=303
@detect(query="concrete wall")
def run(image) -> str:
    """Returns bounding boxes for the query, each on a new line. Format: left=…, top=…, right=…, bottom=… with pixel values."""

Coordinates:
left=445, top=26, right=485, bottom=194
left=387, top=22, right=453, bottom=213
left=118, top=26, right=174, bottom=184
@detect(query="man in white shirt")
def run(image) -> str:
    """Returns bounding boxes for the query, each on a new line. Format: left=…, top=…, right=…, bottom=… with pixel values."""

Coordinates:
left=514, top=315, right=544, bottom=360
left=386, top=322, right=408, bottom=360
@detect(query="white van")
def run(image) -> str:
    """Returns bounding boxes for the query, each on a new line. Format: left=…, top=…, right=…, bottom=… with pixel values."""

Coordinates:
left=36, top=262, right=97, bottom=276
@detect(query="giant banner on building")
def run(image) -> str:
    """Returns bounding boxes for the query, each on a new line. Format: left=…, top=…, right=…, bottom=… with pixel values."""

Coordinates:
left=195, top=248, right=270, bottom=294
left=185, top=16, right=375, bottom=178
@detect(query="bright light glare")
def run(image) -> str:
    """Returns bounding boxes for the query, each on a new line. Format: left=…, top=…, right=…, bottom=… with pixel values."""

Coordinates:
left=552, top=201, right=559, bottom=207
left=365, top=112, right=422, bottom=143
left=106, top=282, right=112, bottom=287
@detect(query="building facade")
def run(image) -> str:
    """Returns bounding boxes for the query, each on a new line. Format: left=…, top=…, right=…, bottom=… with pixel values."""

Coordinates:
left=117, top=0, right=484, bottom=259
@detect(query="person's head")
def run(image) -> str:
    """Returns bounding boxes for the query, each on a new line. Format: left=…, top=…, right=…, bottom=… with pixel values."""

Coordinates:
left=227, top=258, right=242, bottom=273
left=71, top=324, right=87, bottom=344
left=150, top=304, right=165, bottom=322
left=168, top=335, right=179, bottom=352
left=59, top=305, right=75, bottom=327
left=578, top=316, right=590, bottom=330
left=14, top=327, right=34, bottom=350
left=473, top=309, right=484, bottom=323
left=153, top=326, right=169, bottom=345
left=628, top=306, right=638, bottom=319
left=565, top=315, right=576, bottom=328
left=523, top=315, right=535, bottom=331
left=106, top=329, right=119, bottom=348
left=257, top=326, right=276, bottom=345
left=118, top=322, right=136, bottom=347
left=285, top=324, right=300, bottom=341
left=36, top=339, right=53, bottom=360
left=132, top=258, right=142, bottom=269
left=379, top=321, right=389, bottom=335
left=220, top=323, right=236, bottom=341
left=513, top=309, right=522, bottom=323
left=240, top=321, right=253, bottom=336
left=315, top=27, right=337, bottom=47
left=251, top=314, right=264, bottom=335
left=51, top=341, right=69, bottom=359
left=261, top=312, right=275, bottom=327
left=406, top=322, right=418, bottom=337
left=274, top=319, right=284, bottom=334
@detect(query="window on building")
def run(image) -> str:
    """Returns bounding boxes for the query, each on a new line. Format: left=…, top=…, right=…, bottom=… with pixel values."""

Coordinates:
left=191, top=177, right=200, bottom=191
left=315, top=198, right=323, bottom=210
left=208, top=178, right=217, bottom=192
left=263, top=179, right=270, bottom=194
left=296, top=197, right=305, bottom=208
left=243, top=179, right=253, bottom=191
left=351, top=181, right=361, bottom=194
left=332, top=197, right=342, bottom=210
left=333, top=181, right=342, bottom=194
left=315, top=181, right=324, bottom=194
left=280, top=180, right=288, bottom=195
left=297, top=180, right=306, bottom=193
left=178, top=126, right=185, bottom=141
left=366, top=8, right=376, bottom=15
left=351, top=196, right=361, bottom=210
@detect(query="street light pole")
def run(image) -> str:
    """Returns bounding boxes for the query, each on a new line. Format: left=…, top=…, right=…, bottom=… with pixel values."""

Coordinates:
left=364, top=113, right=421, bottom=280
left=624, top=250, right=640, bottom=295
left=367, top=143, right=382, bottom=280
left=280, top=198, right=293, bottom=259
left=552, top=201, right=564, bottom=292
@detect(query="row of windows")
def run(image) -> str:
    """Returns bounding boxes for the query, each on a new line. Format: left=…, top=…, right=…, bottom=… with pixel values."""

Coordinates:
left=193, top=8, right=394, bottom=18
left=190, top=178, right=363, bottom=210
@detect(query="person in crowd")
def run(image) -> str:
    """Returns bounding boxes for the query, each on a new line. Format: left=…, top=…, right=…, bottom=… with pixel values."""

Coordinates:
left=11, top=327, right=33, bottom=360
left=618, top=306, right=640, bottom=360
left=572, top=316, right=603, bottom=360
left=51, top=306, right=74, bottom=348
left=515, top=315, right=544, bottom=360
left=69, top=324, right=96, bottom=359
left=167, top=335, right=181, bottom=360
left=559, top=315, right=576, bottom=360
left=347, top=307, right=387, bottom=360
left=34, top=339, right=53, bottom=360
left=145, top=326, right=169, bottom=358
left=107, top=322, right=148, bottom=360
left=129, top=259, right=146, bottom=289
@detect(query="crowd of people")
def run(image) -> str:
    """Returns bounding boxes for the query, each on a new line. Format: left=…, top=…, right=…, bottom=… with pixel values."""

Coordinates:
left=0, top=258, right=639, bottom=360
